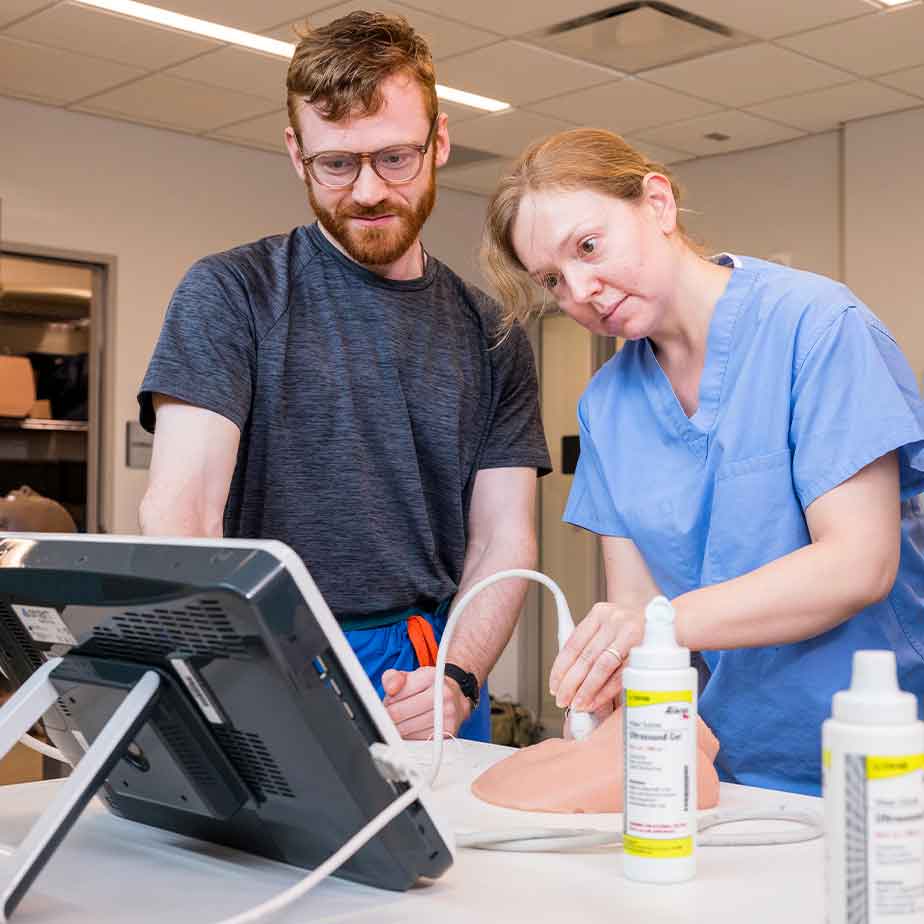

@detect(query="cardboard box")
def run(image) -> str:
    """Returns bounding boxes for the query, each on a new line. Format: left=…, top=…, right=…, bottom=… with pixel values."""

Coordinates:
left=0, top=356, right=37, bottom=418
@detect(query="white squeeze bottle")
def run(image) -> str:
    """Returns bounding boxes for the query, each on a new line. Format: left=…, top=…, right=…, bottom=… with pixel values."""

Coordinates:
left=622, top=595, right=698, bottom=883
left=823, top=650, right=924, bottom=923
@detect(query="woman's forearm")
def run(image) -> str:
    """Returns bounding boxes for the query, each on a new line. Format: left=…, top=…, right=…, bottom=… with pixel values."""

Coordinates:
left=673, top=536, right=894, bottom=651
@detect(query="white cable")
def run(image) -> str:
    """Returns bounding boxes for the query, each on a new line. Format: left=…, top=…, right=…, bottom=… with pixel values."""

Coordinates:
left=212, top=782, right=425, bottom=924
left=430, top=568, right=598, bottom=780
left=216, top=571, right=582, bottom=922
left=18, top=731, right=67, bottom=763
left=0, top=663, right=68, bottom=764
left=429, top=570, right=825, bottom=854
left=458, top=808, right=824, bottom=852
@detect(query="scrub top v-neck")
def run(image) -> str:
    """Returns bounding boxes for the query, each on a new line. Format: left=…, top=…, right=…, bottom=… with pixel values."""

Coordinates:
left=564, top=254, right=924, bottom=795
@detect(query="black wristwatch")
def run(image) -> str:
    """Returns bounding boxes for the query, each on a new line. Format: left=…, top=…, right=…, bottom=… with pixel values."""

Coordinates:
left=444, top=663, right=480, bottom=709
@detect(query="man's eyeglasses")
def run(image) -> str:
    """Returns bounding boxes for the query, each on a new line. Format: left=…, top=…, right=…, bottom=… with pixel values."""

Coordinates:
left=299, top=115, right=438, bottom=189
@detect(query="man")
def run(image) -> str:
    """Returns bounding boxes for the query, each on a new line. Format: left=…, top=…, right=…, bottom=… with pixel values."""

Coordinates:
left=137, top=11, right=550, bottom=742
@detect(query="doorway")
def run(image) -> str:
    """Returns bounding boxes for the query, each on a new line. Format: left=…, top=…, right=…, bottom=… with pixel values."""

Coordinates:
left=0, top=247, right=109, bottom=533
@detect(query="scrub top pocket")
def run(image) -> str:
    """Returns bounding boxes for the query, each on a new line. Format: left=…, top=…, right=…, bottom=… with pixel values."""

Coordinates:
left=704, top=449, right=811, bottom=584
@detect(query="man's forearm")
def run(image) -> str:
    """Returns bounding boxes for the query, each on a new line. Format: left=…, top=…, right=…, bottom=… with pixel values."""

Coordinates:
left=138, top=489, right=223, bottom=538
left=446, top=530, right=538, bottom=686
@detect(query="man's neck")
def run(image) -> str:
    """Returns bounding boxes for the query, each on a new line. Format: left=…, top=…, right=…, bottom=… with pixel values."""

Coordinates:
left=318, top=223, right=426, bottom=281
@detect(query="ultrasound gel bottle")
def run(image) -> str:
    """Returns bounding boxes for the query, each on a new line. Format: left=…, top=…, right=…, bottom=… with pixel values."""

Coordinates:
left=622, top=596, right=697, bottom=883
left=823, top=650, right=924, bottom=923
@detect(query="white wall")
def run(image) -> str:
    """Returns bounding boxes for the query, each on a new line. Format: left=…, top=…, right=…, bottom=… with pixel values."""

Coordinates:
left=845, top=106, right=924, bottom=382
left=0, top=95, right=493, bottom=534
left=674, top=132, right=841, bottom=280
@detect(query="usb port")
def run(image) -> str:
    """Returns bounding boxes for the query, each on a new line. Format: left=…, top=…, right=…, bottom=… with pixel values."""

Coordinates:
left=329, top=678, right=342, bottom=697
left=312, top=656, right=328, bottom=679
left=342, top=701, right=354, bottom=719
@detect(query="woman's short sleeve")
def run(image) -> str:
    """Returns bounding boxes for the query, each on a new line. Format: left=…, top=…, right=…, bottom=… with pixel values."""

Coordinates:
left=563, top=394, right=630, bottom=536
left=790, top=306, right=924, bottom=508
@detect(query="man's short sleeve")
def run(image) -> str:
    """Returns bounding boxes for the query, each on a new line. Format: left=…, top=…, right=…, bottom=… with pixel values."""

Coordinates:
left=563, top=394, right=629, bottom=536
left=138, top=256, right=256, bottom=433
left=478, top=325, right=551, bottom=475
left=791, top=306, right=924, bottom=509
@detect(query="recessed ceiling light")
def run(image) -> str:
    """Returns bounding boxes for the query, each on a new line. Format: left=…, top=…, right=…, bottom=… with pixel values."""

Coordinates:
left=73, top=0, right=511, bottom=112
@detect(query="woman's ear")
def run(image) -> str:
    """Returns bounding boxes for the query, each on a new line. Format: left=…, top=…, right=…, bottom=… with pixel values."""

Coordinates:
left=641, top=172, right=678, bottom=235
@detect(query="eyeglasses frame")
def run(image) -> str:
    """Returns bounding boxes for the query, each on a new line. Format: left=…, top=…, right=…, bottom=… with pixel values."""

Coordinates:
left=297, top=114, right=440, bottom=189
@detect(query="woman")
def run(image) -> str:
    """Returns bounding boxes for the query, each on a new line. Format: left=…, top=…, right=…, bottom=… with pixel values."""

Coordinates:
left=483, top=128, right=924, bottom=795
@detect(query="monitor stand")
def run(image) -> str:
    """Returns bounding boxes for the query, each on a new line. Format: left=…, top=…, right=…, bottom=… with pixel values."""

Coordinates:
left=0, top=658, right=161, bottom=921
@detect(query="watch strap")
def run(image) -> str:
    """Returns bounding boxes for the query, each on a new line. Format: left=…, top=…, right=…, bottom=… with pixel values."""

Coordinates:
left=444, top=662, right=479, bottom=708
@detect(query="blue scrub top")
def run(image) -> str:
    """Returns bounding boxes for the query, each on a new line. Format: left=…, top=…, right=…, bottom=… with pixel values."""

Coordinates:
left=564, top=254, right=924, bottom=795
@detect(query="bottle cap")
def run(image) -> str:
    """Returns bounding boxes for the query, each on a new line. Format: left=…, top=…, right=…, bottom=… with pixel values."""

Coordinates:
left=628, top=596, right=690, bottom=670
left=832, top=650, right=917, bottom=725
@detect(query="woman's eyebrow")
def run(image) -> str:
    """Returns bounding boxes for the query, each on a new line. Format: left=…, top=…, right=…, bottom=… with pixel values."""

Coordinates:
left=524, top=222, right=584, bottom=276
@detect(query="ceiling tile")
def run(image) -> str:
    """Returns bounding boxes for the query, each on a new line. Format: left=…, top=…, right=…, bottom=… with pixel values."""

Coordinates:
left=622, top=137, right=695, bottom=166
left=438, top=99, right=487, bottom=127
left=265, top=1, right=499, bottom=61
left=437, top=41, right=617, bottom=107
left=6, top=2, right=221, bottom=70
left=528, top=77, right=719, bottom=135
left=167, top=47, right=288, bottom=103
left=662, top=0, right=875, bottom=40
left=210, top=108, right=290, bottom=153
left=76, top=73, right=277, bottom=133
left=0, top=0, right=57, bottom=29
left=747, top=80, right=920, bottom=133
left=438, top=157, right=512, bottom=196
left=0, top=35, right=145, bottom=106
left=877, top=65, right=924, bottom=100
left=391, top=0, right=629, bottom=38
left=450, top=109, right=577, bottom=158
left=635, top=109, right=805, bottom=157
left=142, top=0, right=333, bottom=33
left=779, top=4, right=924, bottom=77
left=642, top=42, right=853, bottom=107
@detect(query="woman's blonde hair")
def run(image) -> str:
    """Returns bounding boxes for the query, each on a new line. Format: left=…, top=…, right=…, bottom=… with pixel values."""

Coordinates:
left=482, top=128, right=687, bottom=329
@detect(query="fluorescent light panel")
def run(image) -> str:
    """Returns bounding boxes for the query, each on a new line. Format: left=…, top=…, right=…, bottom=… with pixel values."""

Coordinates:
left=875, top=0, right=918, bottom=6
left=73, top=0, right=511, bottom=112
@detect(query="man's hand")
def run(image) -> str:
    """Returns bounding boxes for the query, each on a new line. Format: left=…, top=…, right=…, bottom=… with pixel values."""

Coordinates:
left=382, top=667, right=472, bottom=740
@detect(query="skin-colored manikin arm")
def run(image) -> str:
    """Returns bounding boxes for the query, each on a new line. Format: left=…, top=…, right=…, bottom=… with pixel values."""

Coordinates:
left=472, top=708, right=720, bottom=813
left=139, top=394, right=240, bottom=537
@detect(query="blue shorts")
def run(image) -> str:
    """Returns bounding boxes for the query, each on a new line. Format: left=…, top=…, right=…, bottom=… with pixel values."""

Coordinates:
left=343, top=605, right=491, bottom=742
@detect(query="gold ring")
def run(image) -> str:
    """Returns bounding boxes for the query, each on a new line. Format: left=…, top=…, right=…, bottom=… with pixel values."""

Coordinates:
left=604, top=645, right=623, bottom=664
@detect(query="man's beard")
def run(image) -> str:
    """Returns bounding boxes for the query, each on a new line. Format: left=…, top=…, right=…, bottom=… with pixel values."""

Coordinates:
left=307, top=163, right=437, bottom=266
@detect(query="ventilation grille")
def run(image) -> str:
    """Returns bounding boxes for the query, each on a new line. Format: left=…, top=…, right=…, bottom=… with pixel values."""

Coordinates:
left=90, top=599, right=250, bottom=661
left=55, top=697, right=74, bottom=719
left=212, top=728, right=294, bottom=800
left=158, top=720, right=218, bottom=787
left=530, top=1, right=745, bottom=73
left=0, top=601, right=44, bottom=671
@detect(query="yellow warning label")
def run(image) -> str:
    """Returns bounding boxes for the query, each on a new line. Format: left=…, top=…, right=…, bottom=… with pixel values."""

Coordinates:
left=626, top=690, right=693, bottom=708
left=823, top=748, right=831, bottom=769
left=866, top=754, right=924, bottom=780
left=624, top=835, right=693, bottom=858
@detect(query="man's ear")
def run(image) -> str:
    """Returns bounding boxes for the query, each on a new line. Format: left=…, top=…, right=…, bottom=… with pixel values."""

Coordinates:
left=284, top=125, right=307, bottom=182
left=434, top=112, right=451, bottom=170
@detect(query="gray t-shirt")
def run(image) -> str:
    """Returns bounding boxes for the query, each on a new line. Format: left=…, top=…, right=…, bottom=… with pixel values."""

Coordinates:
left=139, top=223, right=550, bottom=618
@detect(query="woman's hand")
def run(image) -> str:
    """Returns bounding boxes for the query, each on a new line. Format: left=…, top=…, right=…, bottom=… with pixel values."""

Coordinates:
left=550, top=602, right=646, bottom=712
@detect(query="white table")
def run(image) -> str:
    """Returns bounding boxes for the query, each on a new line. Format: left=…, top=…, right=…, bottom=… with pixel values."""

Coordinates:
left=0, top=740, right=824, bottom=923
